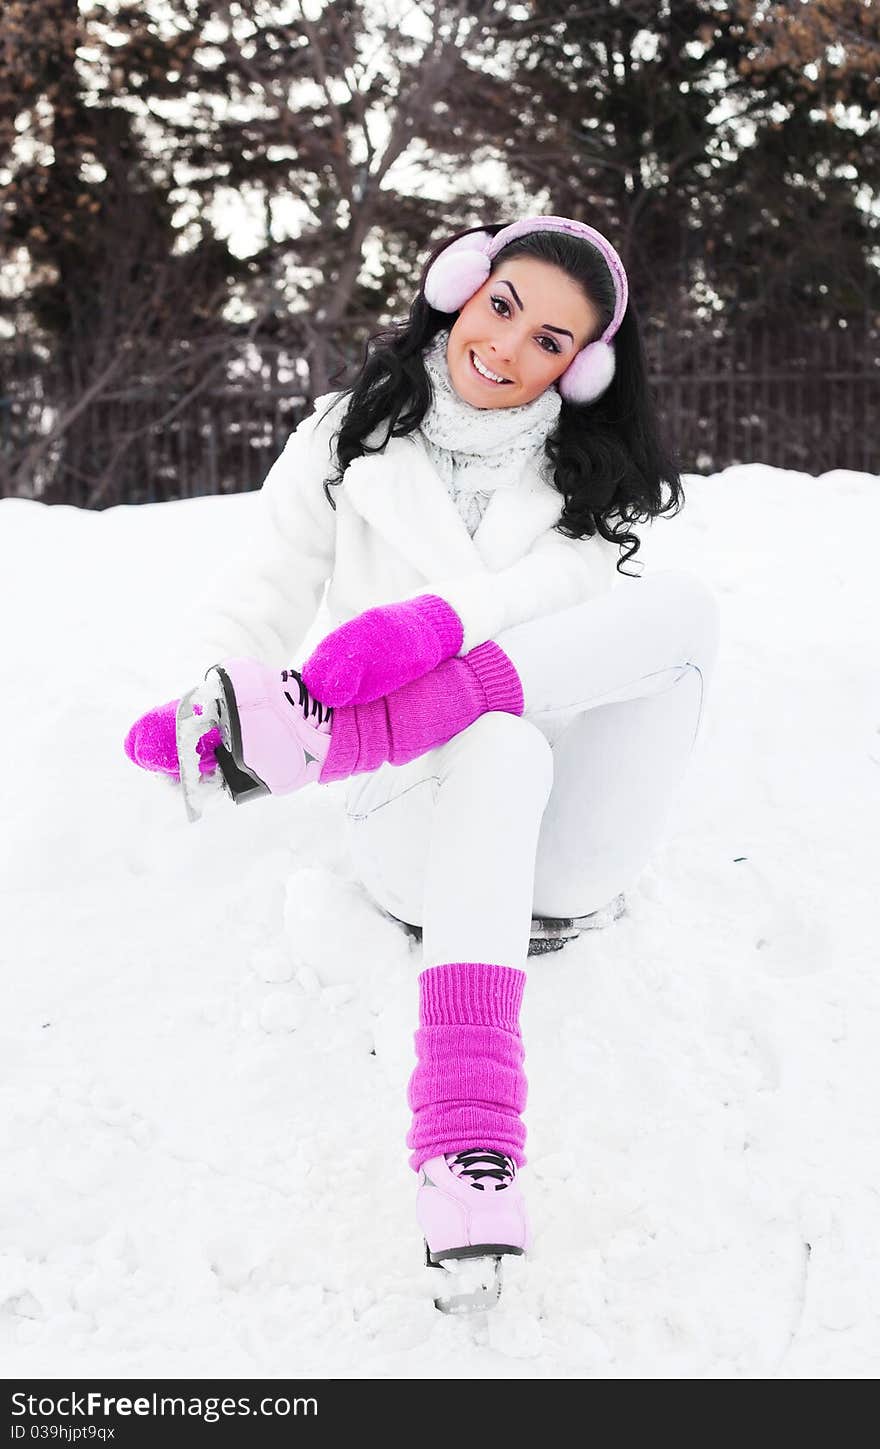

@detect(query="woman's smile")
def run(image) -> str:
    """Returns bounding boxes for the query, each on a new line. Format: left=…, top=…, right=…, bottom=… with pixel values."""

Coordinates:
left=469, top=349, right=513, bottom=386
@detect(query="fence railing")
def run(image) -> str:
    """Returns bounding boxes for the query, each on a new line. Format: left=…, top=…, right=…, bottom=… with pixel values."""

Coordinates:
left=1, top=319, right=877, bottom=508
left=650, top=317, right=879, bottom=477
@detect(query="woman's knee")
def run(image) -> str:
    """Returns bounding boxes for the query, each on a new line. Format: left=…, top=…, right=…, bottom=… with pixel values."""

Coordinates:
left=447, top=711, right=555, bottom=801
left=651, top=569, right=720, bottom=668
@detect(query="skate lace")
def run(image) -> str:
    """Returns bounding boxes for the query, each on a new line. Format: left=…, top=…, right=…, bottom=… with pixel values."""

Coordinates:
left=446, top=1150, right=516, bottom=1192
left=281, top=667, right=333, bottom=725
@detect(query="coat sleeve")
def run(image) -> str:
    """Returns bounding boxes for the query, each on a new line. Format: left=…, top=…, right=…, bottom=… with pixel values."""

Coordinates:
left=167, top=392, right=343, bottom=693
left=427, top=528, right=623, bottom=655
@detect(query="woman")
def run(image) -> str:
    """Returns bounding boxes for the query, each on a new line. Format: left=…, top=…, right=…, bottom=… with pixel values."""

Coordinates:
left=126, top=215, right=720, bottom=1306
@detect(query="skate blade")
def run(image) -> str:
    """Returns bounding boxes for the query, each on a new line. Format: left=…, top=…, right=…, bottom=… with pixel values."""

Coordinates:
left=175, top=681, right=227, bottom=824
left=207, top=665, right=271, bottom=807
left=530, top=891, right=627, bottom=941
left=390, top=894, right=626, bottom=954
left=427, top=1250, right=505, bottom=1315
left=175, top=668, right=272, bottom=822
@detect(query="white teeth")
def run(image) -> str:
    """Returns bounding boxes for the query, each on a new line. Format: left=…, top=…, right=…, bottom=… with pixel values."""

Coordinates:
left=471, top=351, right=508, bottom=383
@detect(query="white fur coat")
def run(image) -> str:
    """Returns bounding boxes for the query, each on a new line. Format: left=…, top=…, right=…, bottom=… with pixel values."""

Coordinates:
left=176, top=389, right=621, bottom=693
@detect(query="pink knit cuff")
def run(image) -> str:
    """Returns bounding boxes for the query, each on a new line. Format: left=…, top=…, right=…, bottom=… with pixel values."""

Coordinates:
left=418, top=961, right=525, bottom=1034
left=413, top=594, right=465, bottom=657
left=408, top=1024, right=528, bottom=1114
left=317, top=640, right=523, bottom=784
left=318, top=695, right=383, bottom=783
left=407, top=962, right=528, bottom=1172
left=408, top=1110, right=527, bottom=1171
left=462, top=640, right=524, bottom=716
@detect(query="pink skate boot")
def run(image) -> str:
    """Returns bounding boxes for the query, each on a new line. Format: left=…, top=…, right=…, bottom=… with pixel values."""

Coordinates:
left=176, top=659, right=332, bottom=821
left=417, top=1149, right=529, bottom=1313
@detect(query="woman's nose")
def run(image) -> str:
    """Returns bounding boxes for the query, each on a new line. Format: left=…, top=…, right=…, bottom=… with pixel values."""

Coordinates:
left=490, top=338, right=516, bottom=366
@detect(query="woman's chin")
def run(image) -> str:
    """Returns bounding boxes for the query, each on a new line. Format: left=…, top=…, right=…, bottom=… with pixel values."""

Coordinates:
left=449, top=368, right=486, bottom=405
left=451, top=364, right=516, bottom=407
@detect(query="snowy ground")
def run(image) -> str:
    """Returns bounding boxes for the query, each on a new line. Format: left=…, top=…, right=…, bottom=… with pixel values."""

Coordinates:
left=1, top=460, right=877, bottom=1379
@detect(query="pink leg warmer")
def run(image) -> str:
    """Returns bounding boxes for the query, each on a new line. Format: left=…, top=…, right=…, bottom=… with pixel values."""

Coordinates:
left=319, top=639, right=523, bottom=783
left=406, top=961, right=528, bottom=1172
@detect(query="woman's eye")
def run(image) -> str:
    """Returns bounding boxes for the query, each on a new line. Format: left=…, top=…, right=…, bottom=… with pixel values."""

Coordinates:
left=490, top=296, right=559, bottom=354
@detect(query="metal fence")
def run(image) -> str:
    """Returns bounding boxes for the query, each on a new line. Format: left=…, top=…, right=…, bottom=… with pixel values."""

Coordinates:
left=650, top=316, right=879, bottom=477
left=1, top=315, right=877, bottom=508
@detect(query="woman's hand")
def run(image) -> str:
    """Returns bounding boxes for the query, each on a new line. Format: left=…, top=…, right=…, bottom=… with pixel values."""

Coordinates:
left=124, top=698, right=221, bottom=780
left=301, top=594, right=464, bottom=706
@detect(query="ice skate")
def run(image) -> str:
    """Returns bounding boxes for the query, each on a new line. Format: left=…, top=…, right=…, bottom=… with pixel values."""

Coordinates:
left=388, top=893, right=626, bottom=956
left=175, top=659, right=332, bottom=823
left=417, top=1150, right=528, bottom=1314
left=527, top=891, right=627, bottom=953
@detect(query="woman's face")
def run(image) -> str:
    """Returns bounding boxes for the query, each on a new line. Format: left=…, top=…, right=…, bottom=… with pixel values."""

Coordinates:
left=446, top=256, right=602, bottom=409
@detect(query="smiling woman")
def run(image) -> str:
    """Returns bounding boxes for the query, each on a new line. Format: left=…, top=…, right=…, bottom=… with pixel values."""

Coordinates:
left=447, top=259, right=603, bottom=409
left=129, top=214, right=713, bottom=1312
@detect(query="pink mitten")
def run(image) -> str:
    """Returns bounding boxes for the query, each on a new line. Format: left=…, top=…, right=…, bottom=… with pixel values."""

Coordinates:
left=124, top=698, right=221, bottom=780
left=301, top=594, right=464, bottom=707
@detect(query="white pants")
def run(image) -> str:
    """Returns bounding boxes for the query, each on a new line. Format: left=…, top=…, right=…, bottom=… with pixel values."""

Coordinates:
left=344, top=569, right=721, bottom=970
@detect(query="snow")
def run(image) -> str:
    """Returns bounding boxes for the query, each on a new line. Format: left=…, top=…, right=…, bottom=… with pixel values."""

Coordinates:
left=1, top=459, right=878, bottom=1379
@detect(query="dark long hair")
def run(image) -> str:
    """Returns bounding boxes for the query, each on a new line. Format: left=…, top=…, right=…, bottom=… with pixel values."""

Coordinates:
left=316, top=222, right=684, bottom=574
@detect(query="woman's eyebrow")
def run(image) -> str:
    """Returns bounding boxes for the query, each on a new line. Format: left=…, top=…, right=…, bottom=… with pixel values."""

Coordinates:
left=495, top=278, right=574, bottom=340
